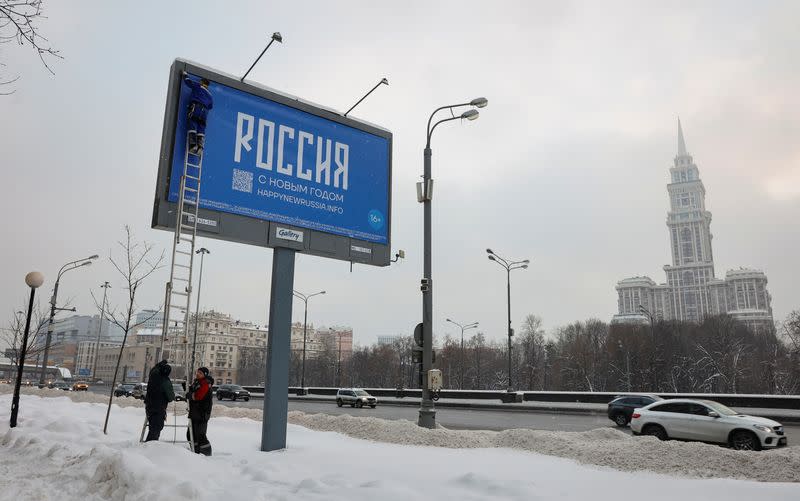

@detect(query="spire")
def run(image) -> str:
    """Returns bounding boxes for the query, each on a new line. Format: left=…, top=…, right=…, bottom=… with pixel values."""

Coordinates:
left=677, top=117, right=688, bottom=156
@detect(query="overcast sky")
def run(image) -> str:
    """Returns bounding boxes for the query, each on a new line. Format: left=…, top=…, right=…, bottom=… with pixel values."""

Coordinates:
left=1, top=1, right=798, bottom=346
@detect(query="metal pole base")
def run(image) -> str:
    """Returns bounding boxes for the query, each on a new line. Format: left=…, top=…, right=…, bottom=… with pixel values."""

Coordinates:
left=418, top=408, right=436, bottom=429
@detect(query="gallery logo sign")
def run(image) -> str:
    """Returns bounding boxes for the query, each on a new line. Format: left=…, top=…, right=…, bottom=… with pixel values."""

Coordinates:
left=276, top=227, right=303, bottom=242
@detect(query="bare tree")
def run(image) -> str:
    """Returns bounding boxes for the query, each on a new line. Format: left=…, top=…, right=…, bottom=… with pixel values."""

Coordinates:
left=95, top=226, right=164, bottom=434
left=3, top=298, right=50, bottom=378
left=0, top=0, right=61, bottom=93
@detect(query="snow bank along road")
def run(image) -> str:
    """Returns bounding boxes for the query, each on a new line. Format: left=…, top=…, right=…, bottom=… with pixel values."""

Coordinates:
left=1, top=387, right=800, bottom=496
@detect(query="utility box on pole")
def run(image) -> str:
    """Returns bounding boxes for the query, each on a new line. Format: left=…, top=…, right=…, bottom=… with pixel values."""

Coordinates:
left=427, top=369, right=443, bottom=391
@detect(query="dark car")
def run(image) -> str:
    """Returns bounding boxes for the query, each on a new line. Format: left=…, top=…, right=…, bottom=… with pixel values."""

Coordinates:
left=114, top=383, right=136, bottom=397
left=50, top=381, right=72, bottom=391
left=216, top=384, right=250, bottom=401
left=608, top=394, right=663, bottom=426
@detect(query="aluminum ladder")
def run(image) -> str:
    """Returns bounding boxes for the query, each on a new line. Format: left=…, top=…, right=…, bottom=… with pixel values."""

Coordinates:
left=139, top=394, right=195, bottom=451
left=141, top=133, right=205, bottom=450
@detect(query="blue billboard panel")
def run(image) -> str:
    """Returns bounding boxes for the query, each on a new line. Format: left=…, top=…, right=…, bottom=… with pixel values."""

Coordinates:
left=168, top=74, right=390, bottom=244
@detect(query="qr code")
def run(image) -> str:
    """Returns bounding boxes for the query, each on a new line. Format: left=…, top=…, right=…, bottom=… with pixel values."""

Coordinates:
left=232, top=169, right=253, bottom=193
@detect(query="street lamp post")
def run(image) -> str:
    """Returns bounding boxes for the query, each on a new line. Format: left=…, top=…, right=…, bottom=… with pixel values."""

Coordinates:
left=91, top=281, right=111, bottom=381
left=292, top=290, right=326, bottom=392
left=419, top=97, right=487, bottom=429
left=190, top=248, right=210, bottom=375
left=11, top=271, right=45, bottom=428
left=638, top=304, right=657, bottom=390
left=486, top=249, right=529, bottom=393
left=445, top=318, right=478, bottom=389
left=39, top=254, right=98, bottom=386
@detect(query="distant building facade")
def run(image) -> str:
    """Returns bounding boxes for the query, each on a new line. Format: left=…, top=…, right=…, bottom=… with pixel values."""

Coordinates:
left=377, top=335, right=401, bottom=346
left=75, top=340, right=122, bottom=378
left=613, top=121, right=773, bottom=332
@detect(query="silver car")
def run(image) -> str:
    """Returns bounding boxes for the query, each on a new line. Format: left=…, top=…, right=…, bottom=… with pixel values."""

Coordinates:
left=630, top=398, right=787, bottom=450
left=336, top=388, right=377, bottom=408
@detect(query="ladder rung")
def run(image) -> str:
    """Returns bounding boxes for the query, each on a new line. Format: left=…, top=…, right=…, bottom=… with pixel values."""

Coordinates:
left=176, top=250, right=192, bottom=256
left=169, top=304, right=186, bottom=309
left=175, top=263, right=190, bottom=269
left=183, top=186, right=198, bottom=192
left=173, top=277, right=189, bottom=282
left=185, top=175, right=200, bottom=180
left=172, top=291, right=189, bottom=297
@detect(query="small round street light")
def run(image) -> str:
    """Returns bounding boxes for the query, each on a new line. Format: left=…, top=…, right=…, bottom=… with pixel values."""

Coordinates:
left=26, top=271, right=45, bottom=288
left=11, top=271, right=45, bottom=427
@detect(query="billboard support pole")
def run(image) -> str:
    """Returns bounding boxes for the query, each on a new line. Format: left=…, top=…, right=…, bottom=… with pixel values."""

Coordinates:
left=261, top=246, right=296, bottom=452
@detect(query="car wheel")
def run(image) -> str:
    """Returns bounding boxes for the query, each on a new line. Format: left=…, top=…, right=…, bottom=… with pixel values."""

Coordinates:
left=244, top=397, right=250, bottom=402
left=613, top=414, right=629, bottom=427
left=336, top=399, right=343, bottom=407
left=350, top=402, right=356, bottom=408
left=217, top=393, right=223, bottom=400
left=356, top=401, right=363, bottom=408
left=370, top=404, right=376, bottom=409
left=731, top=430, right=761, bottom=451
left=642, top=424, right=668, bottom=441
left=232, top=395, right=237, bottom=401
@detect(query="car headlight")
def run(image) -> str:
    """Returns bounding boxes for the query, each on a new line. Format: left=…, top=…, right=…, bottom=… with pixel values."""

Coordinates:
left=752, top=424, right=772, bottom=433
left=362, top=397, right=368, bottom=402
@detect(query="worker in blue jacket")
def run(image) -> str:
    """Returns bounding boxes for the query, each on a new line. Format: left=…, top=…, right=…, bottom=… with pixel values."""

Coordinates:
left=182, top=72, right=213, bottom=155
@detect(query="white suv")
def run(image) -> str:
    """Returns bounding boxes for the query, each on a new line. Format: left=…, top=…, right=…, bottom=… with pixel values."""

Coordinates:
left=336, top=388, right=377, bottom=408
left=630, top=398, right=787, bottom=450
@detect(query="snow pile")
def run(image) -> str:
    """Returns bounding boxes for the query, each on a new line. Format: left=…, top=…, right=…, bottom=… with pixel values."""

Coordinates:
left=287, top=411, right=800, bottom=482
left=3, top=386, right=800, bottom=484
left=1, top=394, right=799, bottom=500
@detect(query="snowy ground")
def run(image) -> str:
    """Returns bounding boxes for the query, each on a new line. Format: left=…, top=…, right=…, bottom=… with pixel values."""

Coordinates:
left=0, top=388, right=799, bottom=500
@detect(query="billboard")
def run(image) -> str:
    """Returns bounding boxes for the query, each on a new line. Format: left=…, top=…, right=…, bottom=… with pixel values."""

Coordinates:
left=153, top=59, right=392, bottom=265
left=77, top=368, right=91, bottom=376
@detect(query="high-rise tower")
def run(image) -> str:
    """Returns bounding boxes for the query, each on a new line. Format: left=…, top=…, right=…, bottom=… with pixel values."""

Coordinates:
left=613, top=120, right=773, bottom=331
left=663, top=119, right=716, bottom=321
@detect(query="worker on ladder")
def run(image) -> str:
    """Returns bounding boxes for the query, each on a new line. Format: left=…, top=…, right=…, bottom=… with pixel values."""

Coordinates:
left=144, top=360, right=175, bottom=441
left=187, top=366, right=214, bottom=456
left=181, top=71, right=213, bottom=155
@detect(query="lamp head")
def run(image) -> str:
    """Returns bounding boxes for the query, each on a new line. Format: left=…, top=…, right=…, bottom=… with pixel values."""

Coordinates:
left=521, top=264, right=529, bottom=269
left=446, top=318, right=452, bottom=322
left=380, top=77, right=389, bottom=85
left=81, top=261, right=93, bottom=267
left=486, top=248, right=493, bottom=254
left=488, top=255, right=496, bottom=261
left=89, top=254, right=100, bottom=260
left=470, top=97, right=488, bottom=108
left=461, top=109, right=479, bottom=121
left=320, top=291, right=327, bottom=295
left=522, top=259, right=530, bottom=264
left=25, top=271, right=45, bottom=289
left=272, top=32, right=283, bottom=43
